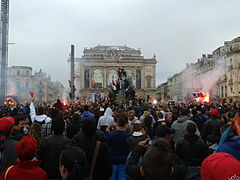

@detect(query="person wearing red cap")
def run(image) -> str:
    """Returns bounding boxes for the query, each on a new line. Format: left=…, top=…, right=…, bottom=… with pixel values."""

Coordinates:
left=201, top=108, right=224, bottom=141
left=201, top=152, right=240, bottom=180
left=0, top=117, right=18, bottom=174
left=0, top=135, right=47, bottom=180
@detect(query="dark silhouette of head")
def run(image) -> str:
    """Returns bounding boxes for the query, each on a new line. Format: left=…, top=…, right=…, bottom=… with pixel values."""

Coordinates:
left=84, top=105, right=89, bottom=112
left=59, top=147, right=87, bottom=180
left=81, top=118, right=96, bottom=137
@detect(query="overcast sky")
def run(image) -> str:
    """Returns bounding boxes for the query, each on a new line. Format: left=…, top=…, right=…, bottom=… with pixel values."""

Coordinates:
left=8, top=0, right=240, bottom=87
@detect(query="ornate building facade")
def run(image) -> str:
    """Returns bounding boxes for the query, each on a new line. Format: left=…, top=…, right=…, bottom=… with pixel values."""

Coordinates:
left=75, top=45, right=157, bottom=103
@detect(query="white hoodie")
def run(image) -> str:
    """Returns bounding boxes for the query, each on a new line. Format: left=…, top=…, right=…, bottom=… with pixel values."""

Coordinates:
left=97, top=107, right=115, bottom=130
left=30, top=102, right=51, bottom=123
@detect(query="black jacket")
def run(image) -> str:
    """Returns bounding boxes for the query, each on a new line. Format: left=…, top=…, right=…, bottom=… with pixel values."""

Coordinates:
left=11, top=129, right=24, bottom=141
left=71, top=133, right=112, bottom=180
left=176, top=134, right=208, bottom=166
left=201, top=117, right=224, bottom=140
left=127, top=134, right=147, bottom=151
left=66, top=121, right=81, bottom=139
left=38, top=134, right=71, bottom=179
left=126, top=146, right=187, bottom=180
left=125, top=146, right=145, bottom=180
left=0, top=137, right=18, bottom=174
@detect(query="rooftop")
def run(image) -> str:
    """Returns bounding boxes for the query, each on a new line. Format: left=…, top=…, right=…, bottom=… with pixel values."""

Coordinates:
left=85, top=45, right=140, bottom=52
left=9, top=66, right=32, bottom=70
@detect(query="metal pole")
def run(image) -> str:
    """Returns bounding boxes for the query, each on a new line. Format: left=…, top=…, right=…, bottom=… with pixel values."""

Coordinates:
left=70, top=44, right=75, bottom=102
left=0, top=0, right=9, bottom=101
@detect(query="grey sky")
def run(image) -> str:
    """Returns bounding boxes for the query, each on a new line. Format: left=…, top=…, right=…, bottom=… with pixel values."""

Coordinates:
left=8, top=0, right=240, bottom=87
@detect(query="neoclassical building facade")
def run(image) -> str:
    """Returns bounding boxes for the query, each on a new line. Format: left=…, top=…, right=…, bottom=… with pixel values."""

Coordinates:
left=75, top=45, right=157, bottom=103
left=8, top=66, right=64, bottom=103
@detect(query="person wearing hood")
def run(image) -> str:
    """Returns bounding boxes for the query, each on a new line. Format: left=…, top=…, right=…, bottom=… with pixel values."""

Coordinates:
left=80, top=105, right=95, bottom=121
left=176, top=122, right=208, bottom=166
left=171, top=108, right=200, bottom=142
left=97, top=107, right=115, bottom=131
left=30, top=97, right=51, bottom=125
left=216, top=126, right=240, bottom=161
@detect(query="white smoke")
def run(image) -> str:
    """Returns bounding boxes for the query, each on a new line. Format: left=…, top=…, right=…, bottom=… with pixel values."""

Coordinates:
left=182, top=57, right=226, bottom=101
left=201, top=60, right=226, bottom=92
left=7, top=80, right=17, bottom=96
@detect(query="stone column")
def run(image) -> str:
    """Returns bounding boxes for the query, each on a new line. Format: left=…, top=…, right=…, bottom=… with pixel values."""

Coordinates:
left=132, top=67, right=136, bottom=87
left=103, top=67, right=107, bottom=88
left=89, top=67, right=92, bottom=89
left=141, top=65, right=145, bottom=89
left=80, top=66, right=84, bottom=90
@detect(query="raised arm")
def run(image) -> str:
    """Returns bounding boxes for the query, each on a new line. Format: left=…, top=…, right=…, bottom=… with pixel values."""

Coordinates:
left=29, top=96, right=36, bottom=122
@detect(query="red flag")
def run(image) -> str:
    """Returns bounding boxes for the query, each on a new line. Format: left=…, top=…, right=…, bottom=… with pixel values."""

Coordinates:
left=29, top=91, right=35, bottom=97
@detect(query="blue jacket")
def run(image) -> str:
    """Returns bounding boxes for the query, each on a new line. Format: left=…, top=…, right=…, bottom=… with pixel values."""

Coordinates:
left=106, top=130, right=131, bottom=165
left=217, top=136, right=240, bottom=160
left=80, top=111, right=95, bottom=121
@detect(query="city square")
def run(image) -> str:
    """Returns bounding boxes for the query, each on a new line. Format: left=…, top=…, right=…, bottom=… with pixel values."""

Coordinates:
left=0, top=0, right=240, bottom=180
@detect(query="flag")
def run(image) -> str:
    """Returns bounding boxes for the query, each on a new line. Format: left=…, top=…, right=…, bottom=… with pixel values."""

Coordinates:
left=232, top=113, right=240, bottom=136
left=197, top=92, right=204, bottom=98
left=29, top=91, right=35, bottom=97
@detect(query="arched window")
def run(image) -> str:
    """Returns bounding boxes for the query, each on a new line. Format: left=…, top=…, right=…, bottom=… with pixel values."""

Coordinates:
left=16, top=81, right=20, bottom=88
left=93, top=69, right=103, bottom=88
left=107, top=69, right=118, bottom=86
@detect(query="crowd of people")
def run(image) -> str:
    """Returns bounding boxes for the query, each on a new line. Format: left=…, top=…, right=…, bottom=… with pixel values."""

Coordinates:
left=0, top=96, right=240, bottom=180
